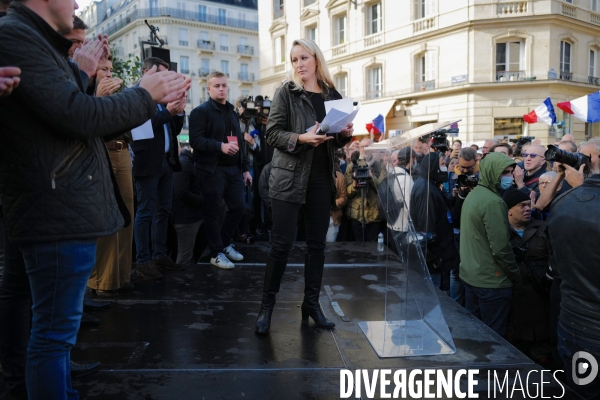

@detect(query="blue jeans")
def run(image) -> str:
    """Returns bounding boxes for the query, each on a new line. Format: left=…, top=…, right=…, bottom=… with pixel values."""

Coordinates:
left=134, top=159, right=174, bottom=264
left=19, top=240, right=96, bottom=400
left=557, top=321, right=600, bottom=399
left=464, top=282, right=512, bottom=337
left=450, top=269, right=465, bottom=306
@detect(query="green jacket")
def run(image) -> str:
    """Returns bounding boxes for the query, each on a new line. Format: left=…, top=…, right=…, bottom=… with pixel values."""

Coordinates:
left=459, top=152, right=522, bottom=288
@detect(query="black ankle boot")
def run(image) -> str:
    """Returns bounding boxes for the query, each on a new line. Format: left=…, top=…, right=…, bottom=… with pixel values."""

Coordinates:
left=255, top=256, right=287, bottom=334
left=302, top=254, right=335, bottom=329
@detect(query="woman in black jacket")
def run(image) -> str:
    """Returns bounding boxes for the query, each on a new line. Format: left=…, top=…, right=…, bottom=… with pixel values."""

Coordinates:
left=254, top=39, right=354, bottom=334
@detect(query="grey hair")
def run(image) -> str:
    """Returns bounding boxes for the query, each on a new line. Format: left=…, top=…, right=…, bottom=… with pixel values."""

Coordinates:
left=580, top=138, right=600, bottom=154
left=540, top=171, right=557, bottom=180
left=458, top=147, right=477, bottom=162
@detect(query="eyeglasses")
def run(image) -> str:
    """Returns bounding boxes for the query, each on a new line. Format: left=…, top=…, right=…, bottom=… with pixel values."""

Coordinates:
left=523, top=153, right=544, bottom=159
left=539, top=181, right=551, bottom=186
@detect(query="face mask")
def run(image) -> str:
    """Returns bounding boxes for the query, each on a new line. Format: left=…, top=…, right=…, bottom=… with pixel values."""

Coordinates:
left=500, top=176, right=513, bottom=190
left=439, top=166, right=448, bottom=172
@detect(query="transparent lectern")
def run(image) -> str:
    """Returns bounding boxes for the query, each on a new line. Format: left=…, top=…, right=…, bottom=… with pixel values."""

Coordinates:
left=357, top=121, right=460, bottom=357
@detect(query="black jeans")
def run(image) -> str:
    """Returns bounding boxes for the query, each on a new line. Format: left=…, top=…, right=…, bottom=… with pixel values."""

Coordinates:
left=269, top=173, right=331, bottom=261
left=0, top=219, right=29, bottom=396
left=198, top=165, right=245, bottom=258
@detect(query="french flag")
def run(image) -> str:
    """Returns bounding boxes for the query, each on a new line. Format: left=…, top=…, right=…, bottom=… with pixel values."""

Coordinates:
left=557, top=92, right=600, bottom=123
left=523, top=98, right=556, bottom=125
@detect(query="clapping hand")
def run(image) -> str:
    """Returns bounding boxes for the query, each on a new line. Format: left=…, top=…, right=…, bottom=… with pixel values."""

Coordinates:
left=96, top=77, right=123, bottom=97
left=140, top=66, right=192, bottom=104
left=0, top=67, right=21, bottom=97
left=73, top=34, right=110, bottom=78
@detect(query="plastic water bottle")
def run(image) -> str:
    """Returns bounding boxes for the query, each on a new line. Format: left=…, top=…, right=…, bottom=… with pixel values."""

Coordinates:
left=377, top=232, right=384, bottom=252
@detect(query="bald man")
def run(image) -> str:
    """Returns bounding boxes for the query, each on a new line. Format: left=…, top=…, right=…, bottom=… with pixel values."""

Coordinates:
left=514, top=144, right=548, bottom=197
left=560, top=134, right=575, bottom=143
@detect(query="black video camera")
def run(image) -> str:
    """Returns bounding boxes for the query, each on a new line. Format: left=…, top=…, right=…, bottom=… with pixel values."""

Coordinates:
left=456, top=174, right=478, bottom=189
left=254, top=96, right=271, bottom=117
left=240, top=96, right=258, bottom=120
left=514, top=136, right=535, bottom=157
left=429, top=130, right=449, bottom=153
left=545, top=145, right=591, bottom=172
left=352, top=158, right=371, bottom=188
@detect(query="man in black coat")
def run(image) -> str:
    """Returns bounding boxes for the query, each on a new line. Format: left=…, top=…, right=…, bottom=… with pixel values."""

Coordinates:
left=410, top=152, right=459, bottom=289
left=0, top=1, right=190, bottom=398
left=131, top=57, right=186, bottom=278
left=189, top=72, right=251, bottom=270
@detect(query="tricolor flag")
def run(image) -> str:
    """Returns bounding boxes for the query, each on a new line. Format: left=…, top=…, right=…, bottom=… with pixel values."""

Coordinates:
left=366, top=114, right=385, bottom=135
left=523, top=98, right=556, bottom=125
left=557, top=92, right=600, bottom=123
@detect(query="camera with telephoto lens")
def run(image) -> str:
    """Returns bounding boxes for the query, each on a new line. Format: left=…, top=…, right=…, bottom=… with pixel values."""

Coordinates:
left=352, top=158, right=371, bottom=188
left=544, top=145, right=591, bottom=172
left=429, top=130, right=449, bottom=153
left=456, top=174, right=479, bottom=189
left=240, top=96, right=258, bottom=120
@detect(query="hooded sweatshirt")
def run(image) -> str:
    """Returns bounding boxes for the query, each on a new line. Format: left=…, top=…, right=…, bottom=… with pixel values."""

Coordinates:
left=459, top=152, right=522, bottom=288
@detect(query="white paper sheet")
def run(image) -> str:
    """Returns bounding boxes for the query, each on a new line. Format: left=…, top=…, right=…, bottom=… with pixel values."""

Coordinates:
left=131, top=119, right=154, bottom=140
left=306, top=98, right=360, bottom=133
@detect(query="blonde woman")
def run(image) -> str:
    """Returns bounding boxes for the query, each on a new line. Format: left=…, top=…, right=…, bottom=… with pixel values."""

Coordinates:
left=255, top=39, right=354, bottom=334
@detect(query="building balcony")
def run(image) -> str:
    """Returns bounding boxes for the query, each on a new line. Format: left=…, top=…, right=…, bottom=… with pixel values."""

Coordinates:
left=560, top=70, right=572, bottom=81
left=496, top=71, right=525, bottom=81
left=415, top=80, right=436, bottom=92
left=181, top=69, right=189, bottom=74
left=99, top=7, right=258, bottom=37
left=179, top=40, right=188, bottom=46
left=220, top=45, right=229, bottom=52
left=497, top=2, right=528, bottom=16
left=332, top=43, right=347, bottom=57
left=238, top=72, right=255, bottom=82
left=589, top=76, right=599, bottom=85
left=237, top=45, right=254, bottom=56
left=366, top=90, right=383, bottom=100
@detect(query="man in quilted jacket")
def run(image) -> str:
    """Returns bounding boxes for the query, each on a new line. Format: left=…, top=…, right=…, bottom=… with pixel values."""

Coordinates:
left=0, top=0, right=190, bottom=398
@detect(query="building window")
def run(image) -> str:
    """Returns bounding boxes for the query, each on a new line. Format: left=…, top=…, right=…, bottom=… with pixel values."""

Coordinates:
left=367, top=2, right=382, bottom=35
left=333, top=14, right=346, bottom=45
left=177, top=1, right=185, bottom=11
left=305, top=25, right=317, bottom=41
left=335, top=73, right=348, bottom=98
left=367, top=66, right=382, bottom=99
left=560, top=41, right=572, bottom=80
left=221, top=60, right=229, bottom=77
left=179, top=56, right=189, bottom=74
left=179, top=28, right=188, bottom=46
left=496, top=42, right=523, bottom=81
left=416, top=0, right=436, bottom=19
left=150, top=0, right=158, bottom=16
left=273, top=0, right=284, bottom=19
left=416, top=51, right=436, bottom=90
left=200, top=59, right=210, bottom=76
left=239, top=37, right=247, bottom=46
left=201, top=87, right=207, bottom=103
left=590, top=50, right=598, bottom=84
left=274, top=35, right=285, bottom=65
left=240, top=63, right=249, bottom=80
left=218, top=8, right=226, bottom=25
left=133, top=31, right=138, bottom=49
left=220, top=34, right=229, bottom=52
left=198, top=5, right=207, bottom=21
left=593, top=0, right=599, bottom=11
left=494, top=118, right=523, bottom=138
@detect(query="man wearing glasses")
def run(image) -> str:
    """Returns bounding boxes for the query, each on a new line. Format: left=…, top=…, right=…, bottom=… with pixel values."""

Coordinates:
left=514, top=144, right=547, bottom=197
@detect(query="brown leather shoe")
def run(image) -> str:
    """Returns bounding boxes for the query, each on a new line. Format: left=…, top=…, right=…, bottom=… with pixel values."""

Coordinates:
left=153, top=256, right=184, bottom=271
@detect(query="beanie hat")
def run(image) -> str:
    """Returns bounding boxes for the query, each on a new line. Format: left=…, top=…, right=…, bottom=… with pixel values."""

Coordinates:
left=502, top=187, right=530, bottom=210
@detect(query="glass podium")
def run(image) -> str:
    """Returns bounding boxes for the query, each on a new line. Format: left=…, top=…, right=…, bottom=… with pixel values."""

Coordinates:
left=357, top=121, right=460, bottom=357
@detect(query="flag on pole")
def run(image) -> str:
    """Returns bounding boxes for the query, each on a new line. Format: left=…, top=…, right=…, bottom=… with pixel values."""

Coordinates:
left=523, top=98, right=557, bottom=125
left=557, top=92, right=600, bottom=123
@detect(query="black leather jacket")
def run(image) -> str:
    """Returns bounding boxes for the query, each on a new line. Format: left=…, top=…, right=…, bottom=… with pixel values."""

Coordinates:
left=189, top=97, right=249, bottom=174
left=266, top=82, right=351, bottom=204
left=547, top=174, right=600, bottom=337
left=0, top=3, right=155, bottom=244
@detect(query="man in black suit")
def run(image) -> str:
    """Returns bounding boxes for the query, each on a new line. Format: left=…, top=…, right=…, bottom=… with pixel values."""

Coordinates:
left=131, top=57, right=186, bottom=278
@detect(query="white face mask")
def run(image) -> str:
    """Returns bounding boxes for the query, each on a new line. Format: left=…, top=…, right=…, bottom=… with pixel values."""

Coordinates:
left=439, top=166, right=448, bottom=172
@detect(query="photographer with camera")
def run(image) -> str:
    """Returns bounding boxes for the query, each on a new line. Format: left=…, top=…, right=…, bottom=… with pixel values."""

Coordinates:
left=345, top=139, right=387, bottom=243
left=547, top=140, right=600, bottom=399
left=410, top=151, right=459, bottom=289
left=460, top=152, right=522, bottom=337
left=502, top=188, right=553, bottom=366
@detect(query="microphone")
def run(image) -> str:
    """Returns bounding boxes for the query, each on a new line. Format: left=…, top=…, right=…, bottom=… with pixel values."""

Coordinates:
left=316, top=123, right=330, bottom=135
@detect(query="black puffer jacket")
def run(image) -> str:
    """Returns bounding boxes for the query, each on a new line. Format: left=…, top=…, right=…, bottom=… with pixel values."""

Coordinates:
left=410, top=152, right=459, bottom=272
left=266, top=82, right=351, bottom=204
left=0, top=3, right=156, bottom=244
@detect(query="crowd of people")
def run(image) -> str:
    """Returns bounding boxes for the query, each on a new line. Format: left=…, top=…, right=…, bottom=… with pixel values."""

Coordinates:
left=0, top=0, right=599, bottom=398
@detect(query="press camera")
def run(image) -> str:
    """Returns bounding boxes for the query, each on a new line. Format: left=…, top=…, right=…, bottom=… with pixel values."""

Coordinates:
left=456, top=174, right=479, bottom=189
left=429, top=130, right=450, bottom=153
left=545, top=145, right=591, bottom=172
left=352, top=158, right=371, bottom=188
